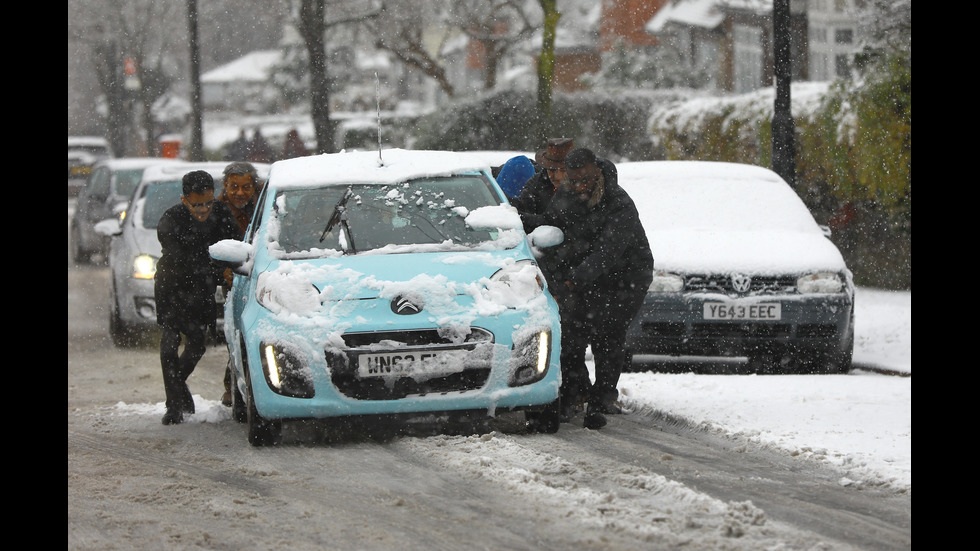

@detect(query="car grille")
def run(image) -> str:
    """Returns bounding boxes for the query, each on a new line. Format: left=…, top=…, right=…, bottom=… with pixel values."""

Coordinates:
left=691, top=322, right=793, bottom=338
left=327, top=329, right=494, bottom=400
left=684, top=274, right=797, bottom=295
left=640, top=322, right=837, bottom=340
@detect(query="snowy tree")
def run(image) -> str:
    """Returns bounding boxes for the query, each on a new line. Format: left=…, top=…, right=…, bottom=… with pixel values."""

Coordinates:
left=69, top=0, right=183, bottom=156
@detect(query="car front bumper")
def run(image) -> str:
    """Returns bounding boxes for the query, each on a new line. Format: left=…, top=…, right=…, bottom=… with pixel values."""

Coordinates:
left=229, top=296, right=562, bottom=421
left=625, top=291, right=853, bottom=358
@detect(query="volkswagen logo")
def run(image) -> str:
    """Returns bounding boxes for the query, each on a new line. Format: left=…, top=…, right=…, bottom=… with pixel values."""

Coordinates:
left=391, top=296, right=423, bottom=315
left=731, top=273, right=752, bottom=293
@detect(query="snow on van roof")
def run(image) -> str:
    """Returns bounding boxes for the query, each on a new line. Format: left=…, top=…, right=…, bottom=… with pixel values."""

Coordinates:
left=267, top=149, right=493, bottom=188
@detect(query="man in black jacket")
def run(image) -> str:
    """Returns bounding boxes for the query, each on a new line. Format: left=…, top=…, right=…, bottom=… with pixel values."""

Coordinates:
left=155, top=170, right=239, bottom=425
left=541, top=148, right=654, bottom=429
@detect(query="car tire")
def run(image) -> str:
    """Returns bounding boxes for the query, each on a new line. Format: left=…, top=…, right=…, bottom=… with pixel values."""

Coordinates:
left=109, top=282, right=139, bottom=347
left=244, top=357, right=282, bottom=446
left=525, top=398, right=561, bottom=434
left=230, top=369, right=247, bottom=424
left=817, top=328, right=854, bottom=374
left=71, top=224, right=91, bottom=265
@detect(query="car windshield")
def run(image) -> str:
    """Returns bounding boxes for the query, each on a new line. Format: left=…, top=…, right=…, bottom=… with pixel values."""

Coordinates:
left=140, top=179, right=224, bottom=229
left=274, top=175, right=501, bottom=254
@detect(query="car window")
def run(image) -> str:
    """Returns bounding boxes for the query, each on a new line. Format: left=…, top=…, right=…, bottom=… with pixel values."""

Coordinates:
left=274, top=175, right=501, bottom=254
left=140, top=177, right=225, bottom=229
left=245, top=181, right=271, bottom=244
left=88, top=167, right=110, bottom=197
left=141, top=181, right=182, bottom=229
left=113, top=169, right=146, bottom=197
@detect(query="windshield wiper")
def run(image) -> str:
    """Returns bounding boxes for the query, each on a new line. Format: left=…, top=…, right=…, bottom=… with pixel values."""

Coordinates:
left=320, top=186, right=357, bottom=253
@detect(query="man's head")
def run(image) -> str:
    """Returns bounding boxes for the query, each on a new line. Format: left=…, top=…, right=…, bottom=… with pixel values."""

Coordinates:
left=181, top=170, right=216, bottom=222
left=564, top=148, right=601, bottom=203
left=540, top=138, right=574, bottom=186
left=222, top=161, right=259, bottom=209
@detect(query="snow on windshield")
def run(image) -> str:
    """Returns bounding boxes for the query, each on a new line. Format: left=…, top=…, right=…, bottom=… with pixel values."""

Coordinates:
left=268, top=175, right=524, bottom=257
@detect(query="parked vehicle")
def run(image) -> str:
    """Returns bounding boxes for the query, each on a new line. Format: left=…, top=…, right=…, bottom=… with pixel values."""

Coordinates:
left=211, top=149, right=563, bottom=445
left=619, top=161, right=854, bottom=373
left=71, top=157, right=178, bottom=264
left=68, top=136, right=112, bottom=196
left=97, top=162, right=270, bottom=345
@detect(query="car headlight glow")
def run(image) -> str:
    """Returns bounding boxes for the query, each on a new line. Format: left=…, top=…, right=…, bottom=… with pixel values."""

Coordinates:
left=260, top=342, right=314, bottom=398
left=132, top=254, right=157, bottom=280
left=797, top=272, right=843, bottom=294
left=509, top=329, right=552, bottom=387
left=648, top=271, right=684, bottom=292
left=486, top=260, right=544, bottom=307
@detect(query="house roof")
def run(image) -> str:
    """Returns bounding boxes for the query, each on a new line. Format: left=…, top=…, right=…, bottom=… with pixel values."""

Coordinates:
left=201, top=50, right=283, bottom=84
left=646, top=0, right=724, bottom=33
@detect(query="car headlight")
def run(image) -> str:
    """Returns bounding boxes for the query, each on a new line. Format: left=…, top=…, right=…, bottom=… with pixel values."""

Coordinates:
left=648, top=271, right=684, bottom=292
left=132, top=254, right=157, bottom=280
left=255, top=271, right=321, bottom=315
left=509, top=329, right=552, bottom=387
left=486, top=260, right=545, bottom=307
left=797, top=272, right=843, bottom=294
left=260, top=342, right=314, bottom=398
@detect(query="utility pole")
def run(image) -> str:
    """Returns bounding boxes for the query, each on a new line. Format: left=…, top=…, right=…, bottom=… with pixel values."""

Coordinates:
left=186, top=0, right=204, bottom=161
left=771, top=0, right=796, bottom=186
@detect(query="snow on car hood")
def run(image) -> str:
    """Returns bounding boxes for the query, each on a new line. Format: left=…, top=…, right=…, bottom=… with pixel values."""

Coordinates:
left=252, top=250, right=552, bottom=329
left=645, top=229, right=845, bottom=274
left=619, top=161, right=847, bottom=275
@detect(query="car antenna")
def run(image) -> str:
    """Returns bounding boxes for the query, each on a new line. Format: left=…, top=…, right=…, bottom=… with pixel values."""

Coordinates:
left=376, top=72, right=384, bottom=167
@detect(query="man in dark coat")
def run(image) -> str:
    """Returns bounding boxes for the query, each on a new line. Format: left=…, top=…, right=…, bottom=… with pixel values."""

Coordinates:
left=156, top=170, right=240, bottom=425
left=216, top=161, right=261, bottom=406
left=511, top=138, right=573, bottom=232
left=540, top=148, right=654, bottom=430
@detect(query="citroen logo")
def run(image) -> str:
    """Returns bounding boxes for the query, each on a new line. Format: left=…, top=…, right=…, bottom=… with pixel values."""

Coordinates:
left=731, top=273, right=752, bottom=293
left=392, top=296, right=423, bottom=315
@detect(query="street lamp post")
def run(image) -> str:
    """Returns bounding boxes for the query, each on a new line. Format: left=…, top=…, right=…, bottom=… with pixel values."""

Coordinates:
left=772, top=0, right=796, bottom=187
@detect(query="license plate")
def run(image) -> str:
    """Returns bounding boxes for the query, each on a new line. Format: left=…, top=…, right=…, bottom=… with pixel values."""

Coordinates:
left=704, top=302, right=781, bottom=320
left=357, top=350, right=461, bottom=378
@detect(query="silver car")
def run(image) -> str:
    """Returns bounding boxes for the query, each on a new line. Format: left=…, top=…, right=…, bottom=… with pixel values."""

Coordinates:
left=71, top=157, right=178, bottom=264
left=98, top=162, right=269, bottom=345
left=619, top=161, right=854, bottom=373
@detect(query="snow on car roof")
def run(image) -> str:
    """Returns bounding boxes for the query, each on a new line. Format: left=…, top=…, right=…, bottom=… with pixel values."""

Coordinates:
left=267, top=149, right=493, bottom=188
left=618, top=161, right=847, bottom=274
left=68, top=136, right=110, bottom=148
left=140, top=161, right=271, bottom=183
left=94, top=157, right=181, bottom=170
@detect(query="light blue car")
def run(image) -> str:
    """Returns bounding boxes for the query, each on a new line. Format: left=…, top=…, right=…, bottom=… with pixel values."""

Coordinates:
left=212, top=150, right=563, bottom=445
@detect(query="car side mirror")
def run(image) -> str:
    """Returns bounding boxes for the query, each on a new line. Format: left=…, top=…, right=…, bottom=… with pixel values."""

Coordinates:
left=529, top=225, right=564, bottom=248
left=210, top=239, right=253, bottom=275
left=94, top=219, right=122, bottom=237
left=464, top=204, right=522, bottom=230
